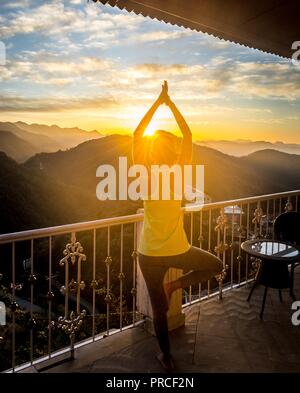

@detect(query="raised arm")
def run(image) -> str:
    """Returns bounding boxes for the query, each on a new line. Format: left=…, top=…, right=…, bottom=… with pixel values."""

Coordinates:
left=134, top=81, right=168, bottom=138
left=133, top=82, right=167, bottom=163
left=133, top=99, right=160, bottom=139
left=166, top=97, right=192, bottom=164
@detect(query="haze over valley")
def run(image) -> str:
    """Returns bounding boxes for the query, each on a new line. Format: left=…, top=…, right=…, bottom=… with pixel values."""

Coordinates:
left=1, top=126, right=300, bottom=234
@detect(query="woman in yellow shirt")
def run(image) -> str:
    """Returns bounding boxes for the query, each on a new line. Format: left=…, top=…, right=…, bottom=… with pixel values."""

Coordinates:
left=133, top=81, right=222, bottom=371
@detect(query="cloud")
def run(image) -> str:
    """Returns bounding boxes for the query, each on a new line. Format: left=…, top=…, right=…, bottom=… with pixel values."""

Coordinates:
left=230, top=61, right=300, bottom=100
left=119, top=62, right=234, bottom=98
left=0, top=93, right=119, bottom=112
left=0, top=2, right=75, bottom=38
left=0, top=51, right=114, bottom=86
left=3, top=1, right=296, bottom=101
left=3, top=45, right=300, bottom=104
left=38, top=56, right=112, bottom=76
left=132, top=63, right=199, bottom=76
left=0, top=0, right=299, bottom=136
left=2, top=0, right=32, bottom=9
left=0, top=0, right=143, bottom=42
left=131, top=29, right=193, bottom=43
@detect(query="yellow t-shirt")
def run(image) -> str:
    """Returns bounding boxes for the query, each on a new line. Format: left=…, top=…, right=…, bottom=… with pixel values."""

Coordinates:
left=138, top=199, right=190, bottom=256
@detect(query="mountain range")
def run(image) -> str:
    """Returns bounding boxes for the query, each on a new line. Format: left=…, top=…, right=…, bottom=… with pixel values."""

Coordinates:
left=197, top=139, right=300, bottom=156
left=1, top=134, right=300, bottom=234
left=1, top=121, right=300, bottom=162
left=0, top=121, right=102, bottom=162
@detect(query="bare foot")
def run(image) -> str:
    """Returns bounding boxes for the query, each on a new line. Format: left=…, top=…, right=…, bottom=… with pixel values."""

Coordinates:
left=156, top=352, right=175, bottom=373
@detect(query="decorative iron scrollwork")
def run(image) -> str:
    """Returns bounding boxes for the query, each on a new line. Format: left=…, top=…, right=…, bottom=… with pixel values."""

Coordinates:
left=60, top=285, right=66, bottom=295
left=0, top=276, right=4, bottom=343
left=57, top=232, right=87, bottom=361
left=251, top=202, right=264, bottom=238
left=215, top=208, right=228, bottom=232
left=131, top=250, right=138, bottom=260
left=28, top=317, right=37, bottom=330
left=238, top=225, right=246, bottom=237
left=10, top=301, right=19, bottom=313
left=215, top=208, right=229, bottom=300
left=215, top=265, right=228, bottom=284
left=105, top=293, right=112, bottom=304
left=285, top=197, right=293, bottom=212
left=57, top=310, right=86, bottom=360
left=249, top=256, right=261, bottom=279
left=131, top=287, right=137, bottom=297
left=10, top=283, right=23, bottom=291
left=59, top=232, right=87, bottom=315
left=90, top=279, right=99, bottom=290
left=236, top=255, right=243, bottom=263
left=105, top=256, right=112, bottom=267
left=46, top=291, right=55, bottom=301
left=28, top=274, right=37, bottom=284
left=214, top=242, right=229, bottom=254
left=131, top=251, right=137, bottom=299
left=252, top=202, right=263, bottom=225
left=198, top=234, right=204, bottom=243
left=59, top=234, right=86, bottom=267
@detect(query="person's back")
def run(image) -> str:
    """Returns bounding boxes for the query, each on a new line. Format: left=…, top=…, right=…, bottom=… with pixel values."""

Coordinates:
left=139, top=198, right=190, bottom=257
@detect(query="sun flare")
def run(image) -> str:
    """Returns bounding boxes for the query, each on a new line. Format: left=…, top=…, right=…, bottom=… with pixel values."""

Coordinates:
left=144, top=119, right=159, bottom=136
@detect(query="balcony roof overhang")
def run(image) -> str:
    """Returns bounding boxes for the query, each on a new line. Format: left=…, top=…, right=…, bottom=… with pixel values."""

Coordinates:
left=95, top=0, right=300, bottom=59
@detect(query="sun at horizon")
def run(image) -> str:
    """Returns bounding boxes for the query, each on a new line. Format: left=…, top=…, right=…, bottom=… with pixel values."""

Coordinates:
left=144, top=119, right=160, bottom=136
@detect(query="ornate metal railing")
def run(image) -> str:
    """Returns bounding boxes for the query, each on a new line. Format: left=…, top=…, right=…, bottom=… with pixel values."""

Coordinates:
left=182, top=190, right=299, bottom=306
left=0, top=189, right=299, bottom=372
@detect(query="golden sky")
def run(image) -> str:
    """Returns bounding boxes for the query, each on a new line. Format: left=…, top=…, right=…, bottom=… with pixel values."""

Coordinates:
left=0, top=0, right=300, bottom=142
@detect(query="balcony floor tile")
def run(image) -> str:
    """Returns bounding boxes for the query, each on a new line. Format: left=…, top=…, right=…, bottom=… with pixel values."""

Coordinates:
left=26, top=269, right=300, bottom=373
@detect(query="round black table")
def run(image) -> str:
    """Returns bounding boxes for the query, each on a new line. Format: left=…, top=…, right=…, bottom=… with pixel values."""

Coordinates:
left=241, top=239, right=300, bottom=319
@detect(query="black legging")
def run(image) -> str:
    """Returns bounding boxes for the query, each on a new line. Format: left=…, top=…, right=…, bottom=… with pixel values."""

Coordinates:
left=138, top=246, right=223, bottom=356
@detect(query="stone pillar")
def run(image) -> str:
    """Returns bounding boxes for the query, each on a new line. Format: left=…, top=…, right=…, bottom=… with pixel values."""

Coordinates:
left=136, top=217, right=185, bottom=333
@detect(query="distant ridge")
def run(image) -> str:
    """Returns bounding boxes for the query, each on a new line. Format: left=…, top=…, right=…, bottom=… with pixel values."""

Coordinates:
left=0, top=130, right=37, bottom=162
left=1, top=134, right=300, bottom=233
left=0, top=121, right=102, bottom=162
left=197, top=139, right=300, bottom=157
